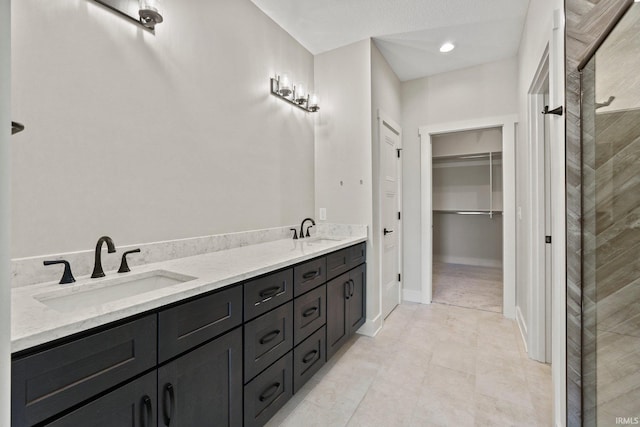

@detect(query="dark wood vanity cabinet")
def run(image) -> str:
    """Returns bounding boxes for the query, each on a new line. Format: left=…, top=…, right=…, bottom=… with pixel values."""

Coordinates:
left=11, top=242, right=366, bottom=427
left=327, top=256, right=366, bottom=361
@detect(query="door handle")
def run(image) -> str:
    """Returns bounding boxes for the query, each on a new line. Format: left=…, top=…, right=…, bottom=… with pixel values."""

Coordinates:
left=141, top=395, right=152, bottom=427
left=349, top=279, right=355, bottom=297
left=383, top=228, right=394, bottom=235
left=344, top=281, right=350, bottom=300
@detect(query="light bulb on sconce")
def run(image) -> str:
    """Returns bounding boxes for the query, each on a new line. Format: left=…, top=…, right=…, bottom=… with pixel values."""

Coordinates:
left=308, top=94, right=320, bottom=112
left=294, top=84, right=307, bottom=105
left=279, top=74, right=292, bottom=97
left=139, top=0, right=163, bottom=29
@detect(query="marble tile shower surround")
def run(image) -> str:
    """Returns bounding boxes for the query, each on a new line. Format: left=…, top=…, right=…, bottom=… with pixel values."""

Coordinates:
left=565, top=0, right=634, bottom=425
left=11, top=223, right=367, bottom=288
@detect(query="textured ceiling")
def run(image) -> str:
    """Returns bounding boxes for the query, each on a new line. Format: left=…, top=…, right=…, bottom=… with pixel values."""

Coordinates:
left=250, top=0, right=531, bottom=81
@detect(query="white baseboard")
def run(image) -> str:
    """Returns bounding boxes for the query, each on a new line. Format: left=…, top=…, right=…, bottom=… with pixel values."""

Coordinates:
left=356, top=312, right=382, bottom=337
left=402, top=289, right=423, bottom=303
left=434, top=255, right=502, bottom=268
left=516, top=305, right=528, bottom=354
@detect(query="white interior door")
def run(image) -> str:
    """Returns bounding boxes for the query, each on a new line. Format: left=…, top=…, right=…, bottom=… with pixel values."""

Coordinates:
left=380, top=114, right=401, bottom=319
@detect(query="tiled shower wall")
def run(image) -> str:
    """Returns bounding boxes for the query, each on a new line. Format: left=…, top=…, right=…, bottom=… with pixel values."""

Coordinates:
left=565, top=0, right=633, bottom=425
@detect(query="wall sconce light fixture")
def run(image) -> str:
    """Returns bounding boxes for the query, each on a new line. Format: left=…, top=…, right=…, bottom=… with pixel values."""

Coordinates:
left=94, top=0, right=164, bottom=31
left=270, top=74, right=319, bottom=113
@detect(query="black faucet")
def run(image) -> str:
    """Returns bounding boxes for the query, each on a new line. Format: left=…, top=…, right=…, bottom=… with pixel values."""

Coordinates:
left=91, top=236, right=116, bottom=278
left=299, top=218, right=316, bottom=239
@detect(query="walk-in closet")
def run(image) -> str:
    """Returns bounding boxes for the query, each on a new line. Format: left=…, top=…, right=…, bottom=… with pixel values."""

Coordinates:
left=431, top=127, right=504, bottom=313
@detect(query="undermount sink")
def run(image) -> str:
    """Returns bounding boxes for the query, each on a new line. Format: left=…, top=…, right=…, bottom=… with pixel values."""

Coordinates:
left=304, top=237, right=344, bottom=244
left=35, top=270, right=196, bottom=312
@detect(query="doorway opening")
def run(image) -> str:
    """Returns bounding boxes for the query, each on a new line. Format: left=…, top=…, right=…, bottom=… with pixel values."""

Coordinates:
left=431, top=128, right=504, bottom=313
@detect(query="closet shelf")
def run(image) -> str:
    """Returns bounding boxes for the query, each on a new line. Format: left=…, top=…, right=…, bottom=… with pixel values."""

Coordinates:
left=432, top=152, right=502, bottom=163
left=433, top=210, right=503, bottom=216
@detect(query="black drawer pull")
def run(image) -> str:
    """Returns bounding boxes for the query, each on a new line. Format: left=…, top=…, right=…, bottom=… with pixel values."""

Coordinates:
left=141, top=395, right=152, bottom=427
left=302, top=306, right=318, bottom=318
left=302, top=270, right=319, bottom=280
left=259, top=286, right=281, bottom=299
left=349, top=279, right=355, bottom=297
left=259, top=382, right=281, bottom=402
left=163, top=383, right=175, bottom=426
left=259, top=329, right=281, bottom=344
left=302, top=349, right=318, bottom=364
left=344, top=281, right=350, bottom=299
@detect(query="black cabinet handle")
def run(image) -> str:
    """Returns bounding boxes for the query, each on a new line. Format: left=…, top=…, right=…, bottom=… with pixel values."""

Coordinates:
left=302, top=306, right=318, bottom=318
left=259, top=286, right=281, bottom=299
left=344, top=281, right=350, bottom=300
left=163, top=383, right=175, bottom=426
left=259, top=382, right=281, bottom=402
left=302, top=349, right=318, bottom=364
left=349, top=279, right=355, bottom=297
left=141, top=395, right=152, bottom=427
left=302, top=270, right=319, bottom=280
left=259, top=329, right=281, bottom=345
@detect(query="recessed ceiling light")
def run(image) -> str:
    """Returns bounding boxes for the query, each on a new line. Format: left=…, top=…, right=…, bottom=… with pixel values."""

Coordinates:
left=439, top=42, right=455, bottom=53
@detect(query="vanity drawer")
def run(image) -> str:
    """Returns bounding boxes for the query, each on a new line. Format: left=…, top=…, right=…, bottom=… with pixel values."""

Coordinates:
left=12, top=315, right=157, bottom=427
left=349, top=242, right=366, bottom=269
left=293, top=284, right=326, bottom=345
left=244, top=302, right=293, bottom=382
left=244, top=269, right=293, bottom=321
left=244, top=352, right=293, bottom=427
left=293, top=256, right=326, bottom=296
left=326, top=248, right=350, bottom=280
left=158, top=284, right=243, bottom=363
left=293, top=326, right=326, bottom=394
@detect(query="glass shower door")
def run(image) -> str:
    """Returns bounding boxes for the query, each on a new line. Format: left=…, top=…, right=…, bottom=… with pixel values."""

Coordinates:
left=581, top=4, right=640, bottom=426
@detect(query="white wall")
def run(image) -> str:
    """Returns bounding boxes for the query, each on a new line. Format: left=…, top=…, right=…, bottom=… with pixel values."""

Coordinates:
left=516, top=0, right=566, bottom=425
left=1, top=0, right=11, bottom=422
left=314, top=39, right=378, bottom=332
left=401, top=58, right=518, bottom=297
left=11, top=0, right=315, bottom=259
left=370, top=40, right=402, bottom=331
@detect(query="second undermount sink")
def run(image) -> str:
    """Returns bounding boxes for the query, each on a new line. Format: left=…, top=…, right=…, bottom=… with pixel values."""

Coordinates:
left=35, top=270, right=196, bottom=312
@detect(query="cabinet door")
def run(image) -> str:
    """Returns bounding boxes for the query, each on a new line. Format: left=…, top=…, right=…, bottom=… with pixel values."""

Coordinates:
left=45, top=372, right=156, bottom=427
left=326, top=272, right=350, bottom=361
left=12, top=315, right=157, bottom=427
left=348, top=264, right=366, bottom=336
left=158, top=327, right=242, bottom=427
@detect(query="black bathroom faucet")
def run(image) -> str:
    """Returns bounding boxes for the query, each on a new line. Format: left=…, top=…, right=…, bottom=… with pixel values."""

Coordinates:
left=299, top=218, right=316, bottom=238
left=91, top=236, right=116, bottom=278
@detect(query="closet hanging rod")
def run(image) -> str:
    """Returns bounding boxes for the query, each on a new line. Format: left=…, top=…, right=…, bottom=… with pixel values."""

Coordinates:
left=433, top=210, right=503, bottom=216
left=432, top=152, right=502, bottom=162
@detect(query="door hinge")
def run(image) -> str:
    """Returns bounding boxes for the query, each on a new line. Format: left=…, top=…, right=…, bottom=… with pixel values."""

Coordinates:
left=545, top=236, right=552, bottom=244
left=398, top=273, right=401, bottom=281
left=398, top=212, right=401, bottom=220
left=396, top=148, right=402, bottom=158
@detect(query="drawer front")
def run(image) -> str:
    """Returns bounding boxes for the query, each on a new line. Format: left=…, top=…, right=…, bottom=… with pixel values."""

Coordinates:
left=244, top=269, right=293, bottom=321
left=244, top=302, right=294, bottom=382
left=348, top=242, right=366, bottom=269
left=293, top=326, right=326, bottom=394
left=158, top=284, right=243, bottom=363
left=293, top=256, right=326, bottom=296
left=244, top=352, right=293, bottom=427
left=12, top=315, right=157, bottom=427
left=293, top=284, right=326, bottom=346
left=45, top=371, right=157, bottom=427
left=326, top=248, right=350, bottom=280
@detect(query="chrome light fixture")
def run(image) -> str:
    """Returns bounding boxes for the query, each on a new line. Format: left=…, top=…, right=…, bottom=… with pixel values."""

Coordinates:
left=270, top=74, right=319, bottom=113
left=94, top=0, right=163, bottom=31
left=139, top=0, right=163, bottom=29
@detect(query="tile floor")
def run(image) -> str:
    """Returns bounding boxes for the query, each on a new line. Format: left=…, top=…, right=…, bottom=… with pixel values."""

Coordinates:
left=432, top=263, right=503, bottom=313
left=266, top=303, right=553, bottom=427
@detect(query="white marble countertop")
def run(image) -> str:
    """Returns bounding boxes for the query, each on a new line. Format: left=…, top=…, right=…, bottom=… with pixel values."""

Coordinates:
left=12, top=235, right=366, bottom=353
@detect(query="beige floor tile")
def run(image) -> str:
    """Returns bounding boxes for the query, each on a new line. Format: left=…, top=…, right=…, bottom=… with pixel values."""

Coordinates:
left=265, top=292, right=552, bottom=426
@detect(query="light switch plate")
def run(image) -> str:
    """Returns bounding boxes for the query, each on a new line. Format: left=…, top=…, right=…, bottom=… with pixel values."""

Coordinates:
left=319, top=208, right=326, bottom=220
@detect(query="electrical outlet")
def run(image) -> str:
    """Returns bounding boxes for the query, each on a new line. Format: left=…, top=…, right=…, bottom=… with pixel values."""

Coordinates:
left=319, top=208, right=326, bottom=220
